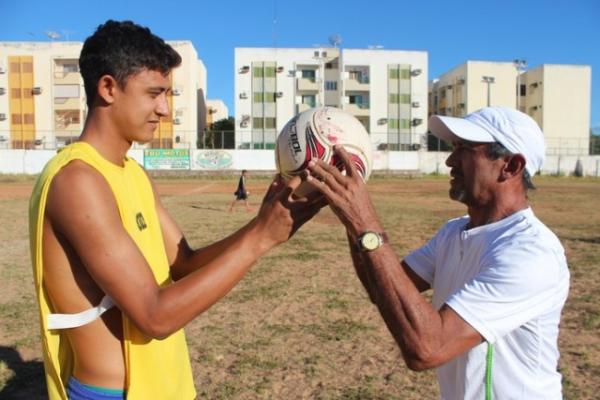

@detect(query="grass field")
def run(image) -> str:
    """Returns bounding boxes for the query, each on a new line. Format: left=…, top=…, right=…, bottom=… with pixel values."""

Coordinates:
left=0, top=175, right=599, bottom=399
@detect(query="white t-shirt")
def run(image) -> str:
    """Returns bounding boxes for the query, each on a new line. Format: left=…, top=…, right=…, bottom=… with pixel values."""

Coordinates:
left=405, top=207, right=569, bottom=400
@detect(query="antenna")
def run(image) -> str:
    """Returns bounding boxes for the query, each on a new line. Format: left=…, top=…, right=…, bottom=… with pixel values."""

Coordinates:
left=62, top=29, right=75, bottom=41
left=45, top=30, right=61, bottom=41
left=328, top=34, right=342, bottom=48
left=272, top=0, right=278, bottom=48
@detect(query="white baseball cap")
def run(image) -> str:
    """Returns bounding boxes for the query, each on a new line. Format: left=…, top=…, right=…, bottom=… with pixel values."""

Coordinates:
left=429, top=107, right=546, bottom=176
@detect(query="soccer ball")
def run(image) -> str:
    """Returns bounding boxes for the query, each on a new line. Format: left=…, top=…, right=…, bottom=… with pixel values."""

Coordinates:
left=275, top=107, right=373, bottom=195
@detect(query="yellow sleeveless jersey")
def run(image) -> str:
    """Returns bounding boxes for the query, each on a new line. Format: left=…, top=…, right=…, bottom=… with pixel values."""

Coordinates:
left=29, top=142, right=196, bottom=399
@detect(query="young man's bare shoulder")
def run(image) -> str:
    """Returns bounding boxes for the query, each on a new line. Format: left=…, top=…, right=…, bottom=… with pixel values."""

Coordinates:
left=46, top=160, right=117, bottom=223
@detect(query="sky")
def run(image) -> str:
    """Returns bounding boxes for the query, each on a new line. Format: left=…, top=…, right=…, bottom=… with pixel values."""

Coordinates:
left=1, top=0, right=599, bottom=129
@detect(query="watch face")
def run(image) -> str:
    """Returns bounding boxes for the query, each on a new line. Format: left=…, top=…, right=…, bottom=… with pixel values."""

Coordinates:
left=361, top=232, right=381, bottom=250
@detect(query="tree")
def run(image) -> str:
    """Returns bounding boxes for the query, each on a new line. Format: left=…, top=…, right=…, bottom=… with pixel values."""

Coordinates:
left=200, top=117, right=235, bottom=149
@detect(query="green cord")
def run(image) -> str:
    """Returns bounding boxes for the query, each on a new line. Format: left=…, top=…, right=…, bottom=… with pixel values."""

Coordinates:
left=485, top=343, right=494, bottom=400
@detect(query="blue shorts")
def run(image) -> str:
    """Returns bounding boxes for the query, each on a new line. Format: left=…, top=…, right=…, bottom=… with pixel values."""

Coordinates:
left=66, top=376, right=125, bottom=400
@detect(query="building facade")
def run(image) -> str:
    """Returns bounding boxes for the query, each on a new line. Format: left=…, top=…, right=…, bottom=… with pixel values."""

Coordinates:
left=235, top=47, right=428, bottom=150
left=429, top=61, right=592, bottom=155
left=0, top=41, right=207, bottom=149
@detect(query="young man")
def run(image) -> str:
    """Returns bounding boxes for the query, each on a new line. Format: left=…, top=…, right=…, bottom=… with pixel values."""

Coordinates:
left=29, top=20, right=321, bottom=400
left=229, top=169, right=250, bottom=212
left=306, top=107, right=569, bottom=399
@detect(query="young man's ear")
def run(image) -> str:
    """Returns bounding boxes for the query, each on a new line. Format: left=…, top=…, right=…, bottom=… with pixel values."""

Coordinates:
left=500, top=154, right=526, bottom=181
left=96, top=75, right=119, bottom=105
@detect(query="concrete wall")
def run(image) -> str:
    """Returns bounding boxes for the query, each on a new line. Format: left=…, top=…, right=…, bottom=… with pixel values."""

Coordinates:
left=2, top=149, right=599, bottom=177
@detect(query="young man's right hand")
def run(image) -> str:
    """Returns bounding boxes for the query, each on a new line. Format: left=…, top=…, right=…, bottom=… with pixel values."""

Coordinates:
left=254, top=174, right=326, bottom=249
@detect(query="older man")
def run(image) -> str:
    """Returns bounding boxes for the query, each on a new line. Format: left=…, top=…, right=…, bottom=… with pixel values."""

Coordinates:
left=306, top=107, right=569, bottom=399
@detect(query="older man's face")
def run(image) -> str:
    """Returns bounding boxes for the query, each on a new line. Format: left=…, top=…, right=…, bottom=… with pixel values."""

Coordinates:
left=445, top=140, right=505, bottom=207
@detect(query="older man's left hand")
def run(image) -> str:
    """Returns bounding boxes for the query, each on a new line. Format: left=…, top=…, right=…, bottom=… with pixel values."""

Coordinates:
left=305, top=145, right=383, bottom=238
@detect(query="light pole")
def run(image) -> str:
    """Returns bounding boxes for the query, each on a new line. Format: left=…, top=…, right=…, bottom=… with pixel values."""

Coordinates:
left=513, top=59, right=527, bottom=111
left=482, top=76, right=495, bottom=107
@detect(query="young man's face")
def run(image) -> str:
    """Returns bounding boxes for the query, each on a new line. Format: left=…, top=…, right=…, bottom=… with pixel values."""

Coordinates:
left=445, top=140, right=505, bottom=207
left=112, top=69, right=171, bottom=143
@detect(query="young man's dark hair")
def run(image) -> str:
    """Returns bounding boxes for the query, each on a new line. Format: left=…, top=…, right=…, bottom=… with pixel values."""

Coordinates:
left=79, top=20, right=182, bottom=108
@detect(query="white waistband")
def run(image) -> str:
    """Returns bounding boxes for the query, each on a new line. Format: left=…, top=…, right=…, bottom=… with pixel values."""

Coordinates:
left=47, top=295, right=115, bottom=330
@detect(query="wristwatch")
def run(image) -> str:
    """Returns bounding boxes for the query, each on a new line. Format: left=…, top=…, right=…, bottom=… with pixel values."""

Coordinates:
left=356, top=231, right=387, bottom=252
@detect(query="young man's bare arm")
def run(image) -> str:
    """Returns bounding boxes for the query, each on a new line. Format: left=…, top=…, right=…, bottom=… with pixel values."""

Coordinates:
left=47, top=162, right=317, bottom=340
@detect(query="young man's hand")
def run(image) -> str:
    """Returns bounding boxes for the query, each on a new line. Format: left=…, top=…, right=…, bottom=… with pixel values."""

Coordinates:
left=254, top=174, right=326, bottom=249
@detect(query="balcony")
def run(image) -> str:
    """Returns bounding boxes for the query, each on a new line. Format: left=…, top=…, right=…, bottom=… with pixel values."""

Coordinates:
left=53, top=70, right=81, bottom=85
left=54, top=97, right=81, bottom=109
left=344, top=102, right=370, bottom=117
left=344, top=76, right=370, bottom=92
left=297, top=78, right=319, bottom=92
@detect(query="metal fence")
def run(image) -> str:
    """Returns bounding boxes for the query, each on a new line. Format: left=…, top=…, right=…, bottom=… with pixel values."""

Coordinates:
left=1, top=130, right=599, bottom=155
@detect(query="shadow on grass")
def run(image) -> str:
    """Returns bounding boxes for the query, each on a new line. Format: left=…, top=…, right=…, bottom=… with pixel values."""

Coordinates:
left=0, top=346, right=46, bottom=399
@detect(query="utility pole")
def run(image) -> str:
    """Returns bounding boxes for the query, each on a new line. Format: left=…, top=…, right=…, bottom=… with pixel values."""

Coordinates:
left=482, top=76, right=495, bottom=107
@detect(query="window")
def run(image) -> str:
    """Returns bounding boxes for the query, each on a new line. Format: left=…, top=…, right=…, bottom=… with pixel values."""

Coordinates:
left=400, top=94, right=411, bottom=104
left=389, top=69, right=399, bottom=79
left=264, top=67, right=276, bottom=78
left=264, top=92, right=275, bottom=103
left=302, top=69, right=316, bottom=82
left=63, top=63, right=79, bottom=73
left=265, top=118, right=276, bottom=129
left=400, top=69, right=410, bottom=79
left=23, top=62, right=33, bottom=73
left=253, top=118, right=264, bottom=129
left=54, top=84, right=80, bottom=98
left=325, top=81, right=337, bottom=91
left=520, top=84, right=526, bottom=96
left=253, top=67, right=263, bottom=78
left=389, top=94, right=399, bottom=104
left=23, top=114, right=35, bottom=124
left=10, top=62, right=20, bottom=73
left=253, top=92, right=263, bottom=102
left=302, top=95, right=316, bottom=107
left=389, top=118, right=398, bottom=129
left=23, top=88, right=33, bottom=98
left=349, top=95, right=368, bottom=108
left=400, top=119, right=410, bottom=129
left=11, top=88, right=21, bottom=99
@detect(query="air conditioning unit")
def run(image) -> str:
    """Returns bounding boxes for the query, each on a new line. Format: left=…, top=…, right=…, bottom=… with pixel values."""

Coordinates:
left=32, top=87, right=43, bottom=95
left=457, top=78, right=465, bottom=84
left=173, top=117, right=182, bottom=125
left=239, top=65, right=250, bottom=74
left=175, top=108, right=184, bottom=116
left=377, top=118, right=388, bottom=125
left=458, top=103, right=465, bottom=109
left=411, top=101, right=420, bottom=108
left=0, top=88, right=5, bottom=96
left=239, top=92, right=248, bottom=99
left=0, top=113, right=6, bottom=121
left=275, top=92, right=283, bottom=98
left=0, top=67, right=5, bottom=74
left=410, top=69, right=422, bottom=77
left=240, top=114, right=250, bottom=128
left=172, top=88, right=181, bottom=96
left=276, top=66, right=284, bottom=73
left=411, top=118, right=423, bottom=127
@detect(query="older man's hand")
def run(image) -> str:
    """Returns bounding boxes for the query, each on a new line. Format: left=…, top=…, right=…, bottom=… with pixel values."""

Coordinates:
left=305, top=145, right=383, bottom=238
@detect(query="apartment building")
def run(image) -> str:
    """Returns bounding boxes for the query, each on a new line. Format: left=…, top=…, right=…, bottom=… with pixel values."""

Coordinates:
left=429, top=61, right=591, bottom=155
left=235, top=47, right=428, bottom=150
left=206, top=99, right=229, bottom=126
left=0, top=41, right=207, bottom=149
left=520, top=64, right=591, bottom=155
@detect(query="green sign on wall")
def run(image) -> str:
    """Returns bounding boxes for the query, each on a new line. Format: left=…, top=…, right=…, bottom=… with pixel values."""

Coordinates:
left=143, top=149, right=190, bottom=170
